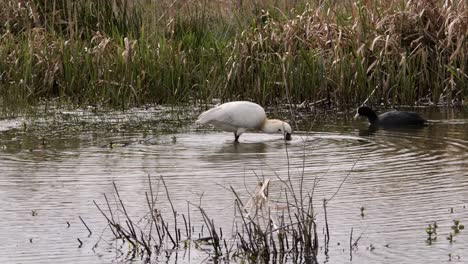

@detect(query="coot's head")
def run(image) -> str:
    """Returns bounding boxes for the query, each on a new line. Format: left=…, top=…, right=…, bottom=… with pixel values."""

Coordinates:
left=355, top=106, right=373, bottom=117
left=354, top=106, right=379, bottom=124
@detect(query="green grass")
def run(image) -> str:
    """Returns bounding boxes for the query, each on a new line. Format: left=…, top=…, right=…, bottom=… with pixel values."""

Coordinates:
left=0, top=0, right=466, bottom=114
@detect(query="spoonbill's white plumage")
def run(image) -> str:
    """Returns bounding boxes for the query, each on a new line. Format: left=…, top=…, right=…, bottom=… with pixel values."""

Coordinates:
left=197, top=101, right=292, bottom=142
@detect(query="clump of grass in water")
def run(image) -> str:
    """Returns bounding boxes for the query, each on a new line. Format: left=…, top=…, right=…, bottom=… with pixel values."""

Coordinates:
left=89, top=170, right=332, bottom=262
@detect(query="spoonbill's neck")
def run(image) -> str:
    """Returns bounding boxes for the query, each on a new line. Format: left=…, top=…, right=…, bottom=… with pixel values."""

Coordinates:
left=261, top=119, right=282, bottom=133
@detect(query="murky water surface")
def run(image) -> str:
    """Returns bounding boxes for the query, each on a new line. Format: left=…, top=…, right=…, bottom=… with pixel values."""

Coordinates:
left=0, top=106, right=467, bottom=263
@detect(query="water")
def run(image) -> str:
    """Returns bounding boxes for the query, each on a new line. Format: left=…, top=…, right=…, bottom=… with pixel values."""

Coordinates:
left=0, top=106, right=467, bottom=263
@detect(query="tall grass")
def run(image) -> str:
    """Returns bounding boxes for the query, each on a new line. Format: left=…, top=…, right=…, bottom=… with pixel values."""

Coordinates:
left=0, top=0, right=466, bottom=113
left=226, top=0, right=467, bottom=106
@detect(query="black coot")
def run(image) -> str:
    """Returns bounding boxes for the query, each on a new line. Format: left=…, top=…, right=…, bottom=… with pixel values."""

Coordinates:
left=355, top=106, right=427, bottom=128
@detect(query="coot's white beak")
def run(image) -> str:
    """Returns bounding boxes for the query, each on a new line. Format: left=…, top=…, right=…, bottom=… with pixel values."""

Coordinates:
left=354, top=112, right=360, bottom=120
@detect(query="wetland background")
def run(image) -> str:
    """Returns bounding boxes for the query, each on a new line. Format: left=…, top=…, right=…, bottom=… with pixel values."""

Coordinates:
left=0, top=0, right=468, bottom=263
left=0, top=0, right=466, bottom=112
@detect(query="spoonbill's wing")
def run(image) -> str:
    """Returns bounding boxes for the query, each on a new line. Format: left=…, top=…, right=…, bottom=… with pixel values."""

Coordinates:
left=197, top=101, right=266, bottom=129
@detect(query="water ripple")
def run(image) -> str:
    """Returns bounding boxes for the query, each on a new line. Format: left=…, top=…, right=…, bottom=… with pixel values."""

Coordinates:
left=0, top=107, right=467, bottom=263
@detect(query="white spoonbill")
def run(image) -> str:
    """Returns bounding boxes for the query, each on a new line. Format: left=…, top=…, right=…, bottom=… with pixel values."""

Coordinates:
left=196, top=101, right=292, bottom=142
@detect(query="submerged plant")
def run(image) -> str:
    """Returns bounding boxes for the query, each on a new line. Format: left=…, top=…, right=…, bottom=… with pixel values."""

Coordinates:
left=425, top=222, right=438, bottom=244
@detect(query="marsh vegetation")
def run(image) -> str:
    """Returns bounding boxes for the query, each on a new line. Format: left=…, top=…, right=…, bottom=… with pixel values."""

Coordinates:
left=0, top=0, right=466, bottom=113
left=95, top=173, right=324, bottom=263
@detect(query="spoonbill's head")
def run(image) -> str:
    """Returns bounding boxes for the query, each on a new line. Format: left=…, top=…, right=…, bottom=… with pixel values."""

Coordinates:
left=282, top=122, right=292, bottom=140
left=273, top=120, right=292, bottom=140
left=262, top=119, right=293, bottom=140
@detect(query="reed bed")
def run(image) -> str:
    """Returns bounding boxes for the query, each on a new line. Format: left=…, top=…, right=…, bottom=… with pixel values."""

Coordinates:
left=0, top=0, right=466, bottom=112
left=91, top=172, right=326, bottom=263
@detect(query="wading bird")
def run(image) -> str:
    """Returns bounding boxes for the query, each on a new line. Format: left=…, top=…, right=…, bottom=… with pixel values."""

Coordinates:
left=197, top=101, right=292, bottom=142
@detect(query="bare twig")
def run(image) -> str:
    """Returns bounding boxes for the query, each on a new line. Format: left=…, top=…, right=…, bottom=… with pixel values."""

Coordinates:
left=77, top=238, right=83, bottom=248
left=323, top=199, right=330, bottom=247
left=326, top=155, right=362, bottom=204
left=161, top=176, right=179, bottom=246
left=350, top=227, right=353, bottom=261
left=79, top=215, right=92, bottom=237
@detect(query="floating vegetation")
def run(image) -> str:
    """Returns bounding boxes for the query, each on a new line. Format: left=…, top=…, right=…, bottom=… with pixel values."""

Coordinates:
left=447, top=219, right=465, bottom=243
left=425, top=222, right=438, bottom=244
left=452, top=219, right=465, bottom=233
left=425, top=219, right=465, bottom=245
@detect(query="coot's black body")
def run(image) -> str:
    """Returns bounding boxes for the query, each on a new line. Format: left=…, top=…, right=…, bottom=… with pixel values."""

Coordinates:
left=355, top=106, right=427, bottom=128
